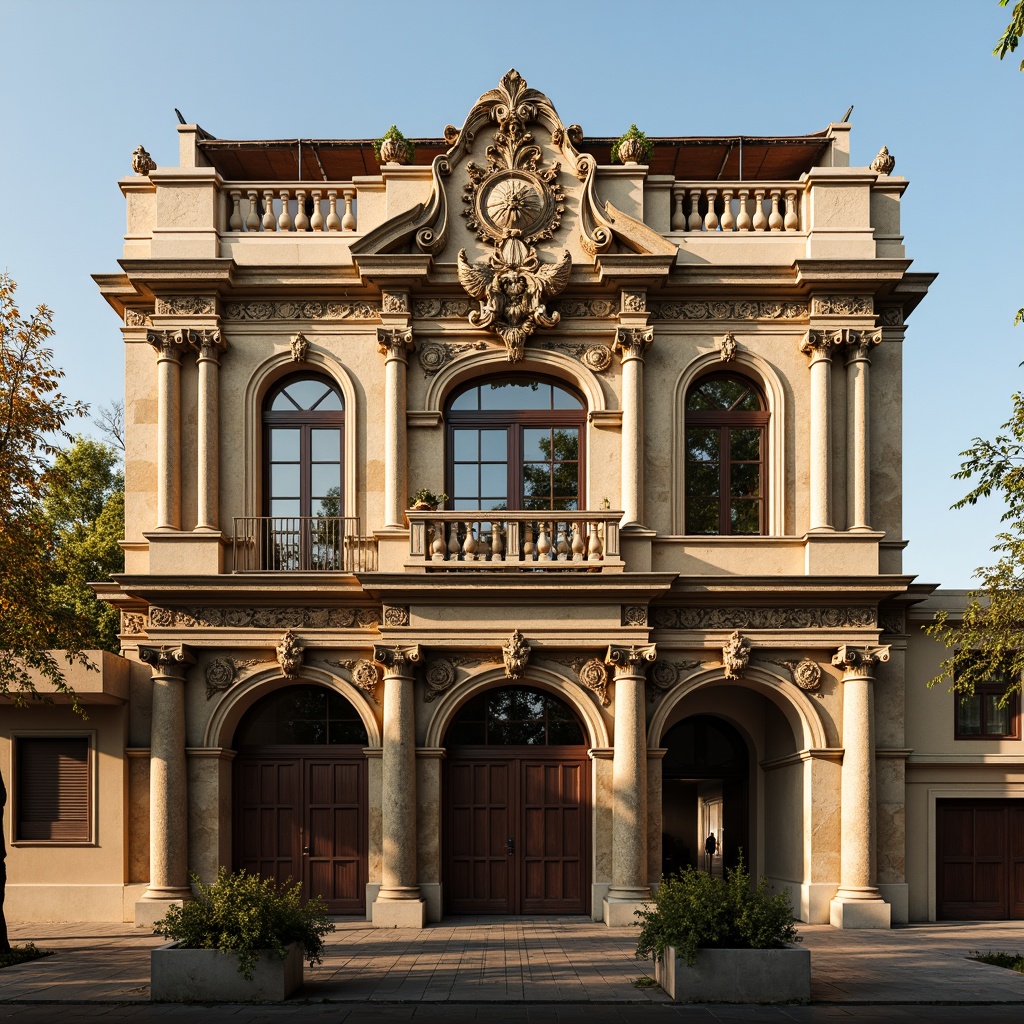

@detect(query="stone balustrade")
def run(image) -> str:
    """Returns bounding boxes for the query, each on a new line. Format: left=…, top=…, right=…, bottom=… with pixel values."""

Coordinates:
left=406, top=510, right=623, bottom=571
left=225, top=184, right=358, bottom=233
left=669, top=182, right=801, bottom=233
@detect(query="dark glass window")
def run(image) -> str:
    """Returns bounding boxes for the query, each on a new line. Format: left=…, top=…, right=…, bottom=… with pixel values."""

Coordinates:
left=445, top=686, right=585, bottom=746
left=685, top=373, right=768, bottom=535
left=235, top=685, right=368, bottom=746
left=955, top=673, right=1021, bottom=740
left=446, top=378, right=585, bottom=511
left=263, top=374, right=344, bottom=519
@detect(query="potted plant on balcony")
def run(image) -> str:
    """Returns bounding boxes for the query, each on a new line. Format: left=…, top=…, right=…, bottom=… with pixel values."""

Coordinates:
left=150, top=868, right=334, bottom=1002
left=408, top=488, right=447, bottom=512
left=635, top=857, right=808, bottom=1003
left=374, top=125, right=415, bottom=166
left=611, top=124, right=652, bottom=166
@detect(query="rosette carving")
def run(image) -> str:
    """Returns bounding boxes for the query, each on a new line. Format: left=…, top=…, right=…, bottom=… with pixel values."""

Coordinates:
left=383, top=605, right=410, bottom=627
left=204, top=657, right=260, bottom=700
left=770, top=658, right=823, bottom=692
left=577, top=658, right=610, bottom=706
left=425, top=659, right=457, bottom=701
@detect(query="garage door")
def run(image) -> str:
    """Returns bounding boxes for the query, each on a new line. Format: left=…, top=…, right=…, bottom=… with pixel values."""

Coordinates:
left=937, top=799, right=1024, bottom=920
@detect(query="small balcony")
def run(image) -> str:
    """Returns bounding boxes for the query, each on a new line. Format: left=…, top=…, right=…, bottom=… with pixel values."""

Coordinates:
left=232, top=517, right=377, bottom=572
left=405, top=510, right=623, bottom=572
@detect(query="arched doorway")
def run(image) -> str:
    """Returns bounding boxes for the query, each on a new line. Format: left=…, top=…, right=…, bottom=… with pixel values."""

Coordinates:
left=233, top=684, right=369, bottom=914
left=443, top=685, right=591, bottom=914
left=661, top=715, right=749, bottom=877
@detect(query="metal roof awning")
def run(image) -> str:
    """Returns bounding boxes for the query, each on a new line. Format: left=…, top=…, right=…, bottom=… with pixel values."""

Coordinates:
left=198, top=130, right=833, bottom=184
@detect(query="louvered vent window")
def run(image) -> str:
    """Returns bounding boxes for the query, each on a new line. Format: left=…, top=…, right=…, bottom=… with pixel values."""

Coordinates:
left=16, top=737, right=90, bottom=842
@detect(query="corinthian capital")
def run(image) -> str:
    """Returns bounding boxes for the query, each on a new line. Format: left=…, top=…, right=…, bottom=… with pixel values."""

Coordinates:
left=614, top=326, right=654, bottom=362
left=373, top=643, right=422, bottom=673
left=146, top=328, right=190, bottom=363
left=799, top=329, right=842, bottom=363
left=605, top=643, right=657, bottom=678
left=843, top=328, right=882, bottom=364
left=188, top=328, right=227, bottom=363
left=377, top=327, right=415, bottom=360
left=832, top=644, right=890, bottom=680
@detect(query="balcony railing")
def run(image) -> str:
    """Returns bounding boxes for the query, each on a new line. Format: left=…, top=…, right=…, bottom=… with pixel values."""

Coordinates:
left=669, top=182, right=802, bottom=233
left=223, top=183, right=359, bottom=234
left=232, top=517, right=376, bottom=572
left=406, top=510, right=623, bottom=571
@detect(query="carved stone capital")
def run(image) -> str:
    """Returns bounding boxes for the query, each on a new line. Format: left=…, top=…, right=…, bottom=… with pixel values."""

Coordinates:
left=832, top=644, right=890, bottom=680
left=605, top=643, right=657, bottom=679
left=139, top=644, right=195, bottom=672
left=799, top=329, right=842, bottom=363
left=502, top=630, right=532, bottom=680
left=843, top=328, right=883, bottom=364
left=722, top=630, right=751, bottom=680
left=373, top=643, right=423, bottom=674
left=188, top=328, right=227, bottom=363
left=377, top=327, right=415, bottom=360
left=146, top=328, right=190, bottom=363
left=614, top=326, right=654, bottom=362
left=276, top=630, right=304, bottom=678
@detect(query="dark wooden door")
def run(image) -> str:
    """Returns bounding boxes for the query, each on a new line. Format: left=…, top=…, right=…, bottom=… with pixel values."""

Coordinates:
left=445, top=751, right=589, bottom=914
left=234, top=749, right=367, bottom=914
left=937, top=799, right=1024, bottom=920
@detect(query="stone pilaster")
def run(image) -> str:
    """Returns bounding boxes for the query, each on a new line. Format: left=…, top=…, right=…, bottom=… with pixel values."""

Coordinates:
left=378, top=311, right=415, bottom=529
left=135, top=644, right=195, bottom=926
left=188, top=329, right=227, bottom=531
left=146, top=330, right=189, bottom=530
left=830, top=643, right=891, bottom=929
left=843, top=329, right=881, bottom=531
left=614, top=310, right=653, bottom=528
left=371, top=643, right=426, bottom=927
left=799, top=329, right=841, bottom=531
left=603, top=643, right=656, bottom=926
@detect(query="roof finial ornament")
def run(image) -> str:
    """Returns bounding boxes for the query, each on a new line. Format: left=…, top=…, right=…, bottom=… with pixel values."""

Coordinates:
left=871, top=145, right=895, bottom=176
left=132, top=145, right=156, bottom=176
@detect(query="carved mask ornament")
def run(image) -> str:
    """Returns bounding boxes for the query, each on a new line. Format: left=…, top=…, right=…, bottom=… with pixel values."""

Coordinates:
left=502, top=629, right=532, bottom=679
left=456, top=70, right=571, bottom=361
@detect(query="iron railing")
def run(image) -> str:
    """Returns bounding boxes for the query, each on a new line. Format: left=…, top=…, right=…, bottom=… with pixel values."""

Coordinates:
left=232, top=516, right=376, bottom=572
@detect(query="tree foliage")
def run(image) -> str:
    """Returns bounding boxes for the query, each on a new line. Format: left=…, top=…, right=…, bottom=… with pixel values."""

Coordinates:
left=926, top=391, right=1024, bottom=700
left=0, top=274, right=92, bottom=704
left=995, top=0, right=1024, bottom=70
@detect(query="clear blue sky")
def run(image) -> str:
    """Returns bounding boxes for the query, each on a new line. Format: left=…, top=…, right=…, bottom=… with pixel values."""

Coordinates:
left=2, top=0, right=1021, bottom=588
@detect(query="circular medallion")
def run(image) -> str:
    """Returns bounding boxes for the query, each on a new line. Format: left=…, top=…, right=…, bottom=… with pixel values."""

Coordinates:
left=475, top=170, right=553, bottom=241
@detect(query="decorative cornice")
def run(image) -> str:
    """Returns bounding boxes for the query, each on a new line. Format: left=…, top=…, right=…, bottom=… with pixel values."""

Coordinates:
left=810, top=295, right=873, bottom=316
left=650, top=300, right=808, bottom=321
left=651, top=605, right=877, bottom=630
left=223, top=300, right=381, bottom=321
left=146, top=605, right=381, bottom=629
left=832, top=643, right=890, bottom=679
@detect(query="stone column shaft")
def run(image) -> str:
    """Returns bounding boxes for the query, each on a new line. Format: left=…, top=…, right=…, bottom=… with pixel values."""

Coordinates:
left=192, top=330, right=225, bottom=531
left=378, top=327, right=414, bottom=529
left=845, top=330, right=880, bottom=531
left=604, top=644, right=656, bottom=926
left=372, top=644, right=425, bottom=928
left=800, top=330, right=839, bottom=531
left=614, top=326, right=653, bottom=527
left=148, top=331, right=186, bottom=531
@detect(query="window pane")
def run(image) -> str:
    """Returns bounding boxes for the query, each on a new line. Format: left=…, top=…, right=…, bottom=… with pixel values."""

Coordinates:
left=479, top=381, right=550, bottom=410
left=454, top=430, right=478, bottom=460
left=686, top=462, right=720, bottom=497
left=731, top=499, right=761, bottom=535
left=283, top=379, right=331, bottom=410
left=480, top=430, right=507, bottom=459
left=271, top=429, right=300, bottom=460
left=313, top=389, right=343, bottom=411
left=523, top=464, right=551, bottom=499
left=730, top=428, right=761, bottom=461
left=311, top=429, right=340, bottom=461
left=548, top=719, right=585, bottom=744
left=687, top=428, right=719, bottom=462
left=453, top=463, right=479, bottom=499
left=523, top=428, right=551, bottom=462
left=984, top=694, right=1012, bottom=736
left=270, top=498, right=301, bottom=517
left=450, top=387, right=480, bottom=411
left=271, top=464, right=300, bottom=496
left=730, top=463, right=761, bottom=498
left=480, top=463, right=507, bottom=497
left=957, top=695, right=982, bottom=735
left=552, top=385, right=584, bottom=410
left=552, top=428, right=578, bottom=461
left=686, top=497, right=719, bottom=534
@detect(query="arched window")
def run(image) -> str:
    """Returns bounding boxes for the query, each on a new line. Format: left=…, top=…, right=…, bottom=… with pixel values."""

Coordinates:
left=685, top=373, right=768, bottom=535
left=446, top=377, right=585, bottom=511
left=445, top=686, right=585, bottom=746
left=263, top=374, right=344, bottom=519
left=234, top=684, right=368, bottom=747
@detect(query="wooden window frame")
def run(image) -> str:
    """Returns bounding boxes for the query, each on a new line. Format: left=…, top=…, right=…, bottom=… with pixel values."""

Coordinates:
left=684, top=373, right=769, bottom=536
left=954, top=682, right=1021, bottom=741
left=12, top=734, right=94, bottom=846
left=445, top=376, right=586, bottom=512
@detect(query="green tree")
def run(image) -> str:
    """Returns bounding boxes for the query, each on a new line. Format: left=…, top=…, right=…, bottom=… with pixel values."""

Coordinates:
left=995, top=0, right=1024, bottom=70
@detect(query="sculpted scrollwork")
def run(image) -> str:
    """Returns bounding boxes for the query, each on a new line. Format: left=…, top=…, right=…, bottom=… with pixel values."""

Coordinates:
left=224, top=300, right=380, bottom=321
left=552, top=298, right=616, bottom=319
left=539, top=340, right=613, bottom=372
left=417, top=340, right=488, bottom=376
left=412, top=298, right=474, bottom=319
left=205, top=657, right=260, bottom=700
left=650, top=605, right=877, bottom=630
left=605, top=644, right=657, bottom=678
left=577, top=659, right=610, bottom=706
left=383, top=605, right=410, bottom=627
left=810, top=295, right=873, bottom=316
left=142, top=606, right=381, bottom=629
left=649, top=300, right=807, bottom=321
left=155, top=296, right=216, bottom=316
left=769, top=657, right=823, bottom=692
left=722, top=631, right=751, bottom=680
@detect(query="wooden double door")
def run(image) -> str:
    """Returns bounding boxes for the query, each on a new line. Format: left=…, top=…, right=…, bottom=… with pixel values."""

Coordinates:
left=937, top=799, right=1024, bottom=920
left=445, top=750, right=590, bottom=914
left=233, top=747, right=367, bottom=915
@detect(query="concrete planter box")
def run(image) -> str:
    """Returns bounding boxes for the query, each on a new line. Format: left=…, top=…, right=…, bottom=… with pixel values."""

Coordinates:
left=655, top=944, right=810, bottom=1003
left=151, top=941, right=303, bottom=1002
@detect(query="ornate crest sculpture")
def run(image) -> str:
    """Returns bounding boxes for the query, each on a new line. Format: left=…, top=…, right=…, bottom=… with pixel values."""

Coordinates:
left=722, top=630, right=751, bottom=680
left=502, top=629, right=532, bottom=679
left=456, top=70, right=572, bottom=361
left=276, top=630, right=304, bottom=678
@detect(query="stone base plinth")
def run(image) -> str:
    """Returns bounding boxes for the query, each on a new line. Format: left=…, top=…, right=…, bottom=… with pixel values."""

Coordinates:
left=829, top=896, right=891, bottom=929
left=371, top=897, right=426, bottom=929
left=603, top=895, right=649, bottom=928
left=135, top=898, right=185, bottom=928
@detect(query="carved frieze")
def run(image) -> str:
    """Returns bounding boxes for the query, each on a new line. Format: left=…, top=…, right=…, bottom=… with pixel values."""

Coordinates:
left=412, top=298, right=475, bottom=319
left=382, top=291, right=410, bottom=314
left=880, top=306, right=904, bottom=327
left=650, top=606, right=877, bottom=630
left=810, top=295, right=873, bottom=316
left=621, top=605, right=648, bottom=627
left=722, top=631, right=751, bottom=680
left=621, top=290, right=646, bottom=313
left=382, top=605, right=410, bottom=627
left=649, top=300, right=807, bottom=321
left=205, top=657, right=260, bottom=700
left=124, top=309, right=152, bottom=327
left=155, top=296, right=216, bottom=316
left=145, top=606, right=381, bottom=629
left=223, top=300, right=380, bottom=321
left=551, top=298, right=616, bottom=319
left=120, top=612, right=148, bottom=635
left=418, top=340, right=489, bottom=376
left=879, top=610, right=906, bottom=636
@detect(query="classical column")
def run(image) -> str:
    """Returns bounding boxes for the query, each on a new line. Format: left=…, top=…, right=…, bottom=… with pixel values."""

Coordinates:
left=189, top=329, right=227, bottom=531
left=830, top=644, right=891, bottom=929
left=135, top=644, right=195, bottom=926
left=844, top=329, right=881, bottom=531
left=147, top=330, right=189, bottom=530
left=604, top=643, right=656, bottom=926
left=377, top=326, right=415, bottom=529
left=614, top=326, right=653, bottom=527
left=799, top=329, right=841, bottom=531
left=371, top=643, right=425, bottom=927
